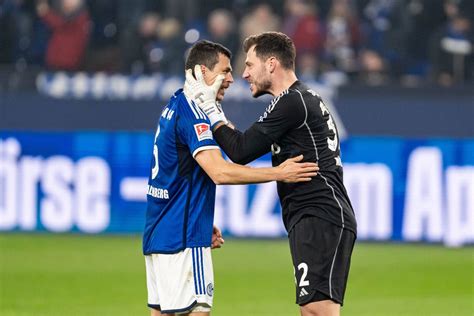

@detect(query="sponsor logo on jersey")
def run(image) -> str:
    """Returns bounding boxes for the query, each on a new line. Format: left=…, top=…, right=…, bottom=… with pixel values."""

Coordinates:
left=194, top=123, right=213, bottom=141
left=206, top=282, right=214, bottom=297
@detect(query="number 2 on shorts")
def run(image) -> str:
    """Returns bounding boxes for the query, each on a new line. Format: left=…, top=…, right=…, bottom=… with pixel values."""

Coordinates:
left=296, top=262, right=310, bottom=287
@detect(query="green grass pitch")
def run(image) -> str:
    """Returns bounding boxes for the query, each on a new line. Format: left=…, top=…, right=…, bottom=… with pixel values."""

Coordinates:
left=0, top=234, right=472, bottom=315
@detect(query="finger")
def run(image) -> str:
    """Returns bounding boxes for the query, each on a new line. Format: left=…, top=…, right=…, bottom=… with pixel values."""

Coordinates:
left=302, top=167, right=319, bottom=172
left=299, top=169, right=318, bottom=174
left=212, top=74, right=225, bottom=90
left=194, top=65, right=203, bottom=81
left=296, top=177, right=312, bottom=182
left=300, top=162, right=318, bottom=167
left=214, top=226, right=222, bottom=236
left=300, top=163, right=319, bottom=169
left=305, top=171, right=318, bottom=176
left=185, top=69, right=194, bottom=82
left=288, top=155, right=303, bottom=162
left=301, top=172, right=318, bottom=177
left=211, top=237, right=224, bottom=249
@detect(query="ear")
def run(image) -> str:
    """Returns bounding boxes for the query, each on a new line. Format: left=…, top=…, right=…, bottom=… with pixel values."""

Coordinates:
left=267, top=57, right=277, bottom=73
left=200, top=65, right=207, bottom=76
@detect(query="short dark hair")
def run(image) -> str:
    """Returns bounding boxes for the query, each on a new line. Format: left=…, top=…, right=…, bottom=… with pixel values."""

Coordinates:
left=185, top=40, right=232, bottom=72
left=243, top=32, right=296, bottom=70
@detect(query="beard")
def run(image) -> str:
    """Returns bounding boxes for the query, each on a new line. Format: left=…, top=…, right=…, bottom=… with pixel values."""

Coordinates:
left=252, top=77, right=272, bottom=98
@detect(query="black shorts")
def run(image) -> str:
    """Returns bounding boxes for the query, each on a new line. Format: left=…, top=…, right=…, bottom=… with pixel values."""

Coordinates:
left=289, top=216, right=356, bottom=306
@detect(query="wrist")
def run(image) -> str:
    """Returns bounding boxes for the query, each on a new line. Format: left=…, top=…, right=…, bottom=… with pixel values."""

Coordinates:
left=209, top=112, right=228, bottom=129
left=212, top=121, right=226, bottom=131
left=275, top=166, right=283, bottom=182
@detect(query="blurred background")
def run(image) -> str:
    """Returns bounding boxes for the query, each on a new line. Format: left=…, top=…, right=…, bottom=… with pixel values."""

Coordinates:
left=1, top=0, right=473, bottom=241
left=0, top=0, right=474, bottom=246
left=0, top=0, right=473, bottom=85
left=1, top=0, right=473, bottom=244
left=0, top=0, right=473, bottom=315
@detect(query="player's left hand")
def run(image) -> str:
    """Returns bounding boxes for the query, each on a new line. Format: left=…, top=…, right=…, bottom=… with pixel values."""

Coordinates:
left=211, top=225, right=225, bottom=249
left=278, top=155, right=319, bottom=183
left=184, top=65, right=224, bottom=105
left=184, top=65, right=228, bottom=127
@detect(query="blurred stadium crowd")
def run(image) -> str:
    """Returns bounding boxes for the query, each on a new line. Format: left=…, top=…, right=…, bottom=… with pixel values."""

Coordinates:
left=0, top=0, right=473, bottom=88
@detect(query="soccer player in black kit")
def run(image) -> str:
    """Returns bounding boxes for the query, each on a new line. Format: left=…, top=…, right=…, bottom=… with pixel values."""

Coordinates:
left=185, top=32, right=357, bottom=316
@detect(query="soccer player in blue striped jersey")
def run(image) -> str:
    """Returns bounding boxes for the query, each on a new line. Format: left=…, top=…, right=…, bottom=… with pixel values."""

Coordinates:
left=143, top=40, right=319, bottom=316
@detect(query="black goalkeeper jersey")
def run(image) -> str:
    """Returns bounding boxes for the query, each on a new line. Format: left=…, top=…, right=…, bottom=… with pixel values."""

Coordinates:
left=214, top=81, right=357, bottom=234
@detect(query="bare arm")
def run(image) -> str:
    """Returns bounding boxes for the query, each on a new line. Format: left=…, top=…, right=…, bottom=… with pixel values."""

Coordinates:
left=194, top=149, right=318, bottom=185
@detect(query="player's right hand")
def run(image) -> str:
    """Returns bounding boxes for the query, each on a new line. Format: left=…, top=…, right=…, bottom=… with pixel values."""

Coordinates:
left=278, top=155, right=319, bottom=183
left=211, top=225, right=225, bottom=249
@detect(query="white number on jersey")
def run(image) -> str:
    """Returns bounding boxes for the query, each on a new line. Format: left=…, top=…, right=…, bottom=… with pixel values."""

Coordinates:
left=151, top=126, right=160, bottom=179
left=271, top=143, right=281, bottom=155
left=319, top=101, right=339, bottom=152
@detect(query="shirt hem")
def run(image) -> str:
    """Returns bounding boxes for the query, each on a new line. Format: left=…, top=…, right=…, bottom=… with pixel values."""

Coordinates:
left=192, top=145, right=220, bottom=158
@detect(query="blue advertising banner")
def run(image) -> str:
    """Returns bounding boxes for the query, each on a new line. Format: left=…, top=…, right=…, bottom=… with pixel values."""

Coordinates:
left=1, top=131, right=473, bottom=246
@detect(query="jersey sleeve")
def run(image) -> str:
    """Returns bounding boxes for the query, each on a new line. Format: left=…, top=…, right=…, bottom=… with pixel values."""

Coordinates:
left=177, top=97, right=219, bottom=158
left=253, top=91, right=307, bottom=141
left=213, top=124, right=273, bottom=165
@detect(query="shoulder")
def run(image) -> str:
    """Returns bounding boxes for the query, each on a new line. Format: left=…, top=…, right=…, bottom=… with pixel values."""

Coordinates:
left=173, top=90, right=208, bottom=121
left=256, top=88, right=307, bottom=125
left=267, top=89, right=305, bottom=114
left=276, top=81, right=322, bottom=109
left=275, top=87, right=313, bottom=117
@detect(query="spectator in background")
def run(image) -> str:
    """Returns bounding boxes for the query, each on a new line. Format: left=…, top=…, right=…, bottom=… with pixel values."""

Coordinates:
left=297, top=52, right=320, bottom=81
left=207, top=9, right=239, bottom=57
left=235, top=3, right=281, bottom=73
left=155, top=17, right=186, bottom=74
left=358, top=48, right=388, bottom=85
left=121, top=12, right=160, bottom=74
left=36, top=0, right=90, bottom=71
left=401, top=0, right=446, bottom=82
left=81, top=0, right=122, bottom=72
left=429, top=8, right=473, bottom=86
left=359, top=0, right=406, bottom=80
left=1, top=0, right=48, bottom=66
left=0, top=0, right=17, bottom=63
left=122, top=12, right=186, bottom=75
left=323, top=0, right=361, bottom=77
left=282, top=0, right=324, bottom=78
left=240, top=3, right=281, bottom=40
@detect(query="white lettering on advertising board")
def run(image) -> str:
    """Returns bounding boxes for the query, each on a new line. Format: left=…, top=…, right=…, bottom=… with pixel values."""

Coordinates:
left=0, top=138, right=110, bottom=233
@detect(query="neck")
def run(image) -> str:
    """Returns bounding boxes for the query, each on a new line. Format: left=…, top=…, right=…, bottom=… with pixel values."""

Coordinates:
left=269, top=70, right=298, bottom=96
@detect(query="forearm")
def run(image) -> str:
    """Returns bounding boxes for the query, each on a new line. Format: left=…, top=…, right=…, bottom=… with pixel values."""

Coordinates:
left=212, top=160, right=280, bottom=185
left=195, top=149, right=280, bottom=185
left=213, top=124, right=272, bottom=165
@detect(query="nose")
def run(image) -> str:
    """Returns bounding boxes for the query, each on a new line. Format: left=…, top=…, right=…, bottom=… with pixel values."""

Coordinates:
left=242, top=69, right=249, bottom=80
left=226, top=72, right=234, bottom=83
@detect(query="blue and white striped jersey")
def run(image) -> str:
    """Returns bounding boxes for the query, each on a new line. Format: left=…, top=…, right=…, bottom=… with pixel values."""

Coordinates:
left=143, top=89, right=219, bottom=255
